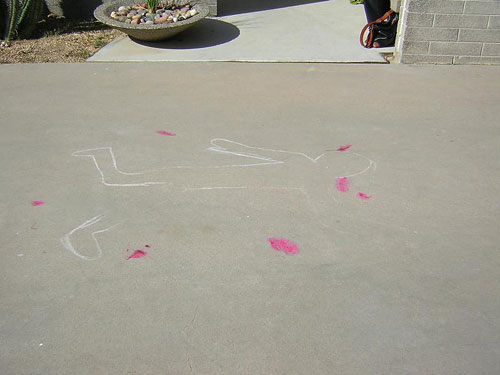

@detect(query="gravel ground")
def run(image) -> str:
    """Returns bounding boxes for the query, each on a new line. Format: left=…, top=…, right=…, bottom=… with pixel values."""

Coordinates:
left=0, top=17, right=122, bottom=64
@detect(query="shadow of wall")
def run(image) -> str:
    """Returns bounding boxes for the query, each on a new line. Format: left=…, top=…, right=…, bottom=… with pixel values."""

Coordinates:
left=218, top=0, right=328, bottom=16
left=0, top=0, right=6, bottom=38
left=43, top=0, right=329, bottom=19
left=44, top=0, right=113, bottom=20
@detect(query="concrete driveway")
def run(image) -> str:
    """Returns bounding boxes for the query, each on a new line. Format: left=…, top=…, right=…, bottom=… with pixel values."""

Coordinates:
left=1, top=63, right=500, bottom=375
left=89, top=0, right=389, bottom=63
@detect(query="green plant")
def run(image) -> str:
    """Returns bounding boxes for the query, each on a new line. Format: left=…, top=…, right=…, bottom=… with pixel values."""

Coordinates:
left=93, top=36, right=107, bottom=49
left=2, top=0, right=44, bottom=41
left=146, top=0, right=159, bottom=13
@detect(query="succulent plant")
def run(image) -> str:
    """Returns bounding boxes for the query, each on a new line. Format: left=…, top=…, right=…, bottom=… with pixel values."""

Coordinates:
left=145, top=0, right=159, bottom=13
left=1, top=0, right=44, bottom=41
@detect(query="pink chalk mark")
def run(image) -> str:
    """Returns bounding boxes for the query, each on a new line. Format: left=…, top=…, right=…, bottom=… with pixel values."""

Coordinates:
left=336, top=177, right=349, bottom=192
left=336, top=144, right=352, bottom=152
left=145, top=244, right=151, bottom=248
left=358, top=192, right=371, bottom=200
left=268, top=237, right=299, bottom=255
left=156, top=130, right=176, bottom=137
left=127, top=250, right=147, bottom=260
left=31, top=223, right=38, bottom=230
left=31, top=200, right=45, bottom=206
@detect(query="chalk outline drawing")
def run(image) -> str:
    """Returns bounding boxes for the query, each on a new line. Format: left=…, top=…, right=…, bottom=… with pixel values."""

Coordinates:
left=71, top=138, right=376, bottom=186
left=60, top=214, right=120, bottom=260
left=71, top=147, right=165, bottom=187
left=63, top=138, right=376, bottom=260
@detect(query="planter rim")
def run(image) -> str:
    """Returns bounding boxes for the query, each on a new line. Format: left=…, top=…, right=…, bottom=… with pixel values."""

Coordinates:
left=94, top=0, right=209, bottom=31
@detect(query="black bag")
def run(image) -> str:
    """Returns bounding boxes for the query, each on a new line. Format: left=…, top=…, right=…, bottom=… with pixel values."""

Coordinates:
left=360, top=10, right=399, bottom=48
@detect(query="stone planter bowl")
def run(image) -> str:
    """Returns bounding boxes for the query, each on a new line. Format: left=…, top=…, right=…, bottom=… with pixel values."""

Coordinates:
left=94, top=0, right=209, bottom=41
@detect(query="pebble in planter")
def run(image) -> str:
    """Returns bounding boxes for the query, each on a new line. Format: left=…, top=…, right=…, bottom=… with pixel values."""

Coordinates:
left=110, top=2, right=198, bottom=25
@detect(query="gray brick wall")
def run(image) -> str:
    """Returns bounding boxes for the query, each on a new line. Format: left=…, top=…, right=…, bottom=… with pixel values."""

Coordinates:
left=395, top=0, right=500, bottom=65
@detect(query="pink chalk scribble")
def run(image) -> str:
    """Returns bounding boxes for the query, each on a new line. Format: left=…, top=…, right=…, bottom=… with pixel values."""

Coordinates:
left=127, top=250, right=147, bottom=260
left=156, top=131, right=176, bottom=137
left=336, top=177, right=349, bottom=192
left=268, top=237, right=299, bottom=255
left=358, top=192, right=371, bottom=200
left=31, top=200, right=45, bottom=206
left=336, top=144, right=352, bottom=152
left=31, top=223, right=38, bottom=230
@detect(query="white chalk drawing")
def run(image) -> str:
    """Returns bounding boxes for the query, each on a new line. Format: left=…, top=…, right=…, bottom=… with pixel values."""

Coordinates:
left=71, top=148, right=165, bottom=187
left=339, top=152, right=377, bottom=178
left=60, top=214, right=120, bottom=260
left=208, top=138, right=325, bottom=164
left=71, top=138, right=375, bottom=186
left=63, top=138, right=376, bottom=260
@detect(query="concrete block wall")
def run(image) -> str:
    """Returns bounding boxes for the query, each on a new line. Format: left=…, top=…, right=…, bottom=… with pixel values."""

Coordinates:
left=395, top=0, right=500, bottom=64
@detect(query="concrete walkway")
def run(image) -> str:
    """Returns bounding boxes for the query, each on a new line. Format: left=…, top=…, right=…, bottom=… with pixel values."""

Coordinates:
left=89, top=0, right=390, bottom=63
left=1, top=63, right=500, bottom=375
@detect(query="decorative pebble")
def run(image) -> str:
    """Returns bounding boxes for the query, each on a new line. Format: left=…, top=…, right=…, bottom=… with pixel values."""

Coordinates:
left=155, top=15, right=168, bottom=24
left=110, top=2, right=198, bottom=25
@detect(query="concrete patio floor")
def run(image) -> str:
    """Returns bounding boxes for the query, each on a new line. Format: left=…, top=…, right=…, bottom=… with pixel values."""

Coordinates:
left=89, top=0, right=391, bottom=63
left=1, top=63, right=500, bottom=375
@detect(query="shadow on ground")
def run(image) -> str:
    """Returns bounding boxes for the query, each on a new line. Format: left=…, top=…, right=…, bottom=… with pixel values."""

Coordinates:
left=48, top=0, right=329, bottom=20
left=59, top=0, right=102, bottom=19
left=131, top=19, right=239, bottom=49
left=217, top=0, right=328, bottom=16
